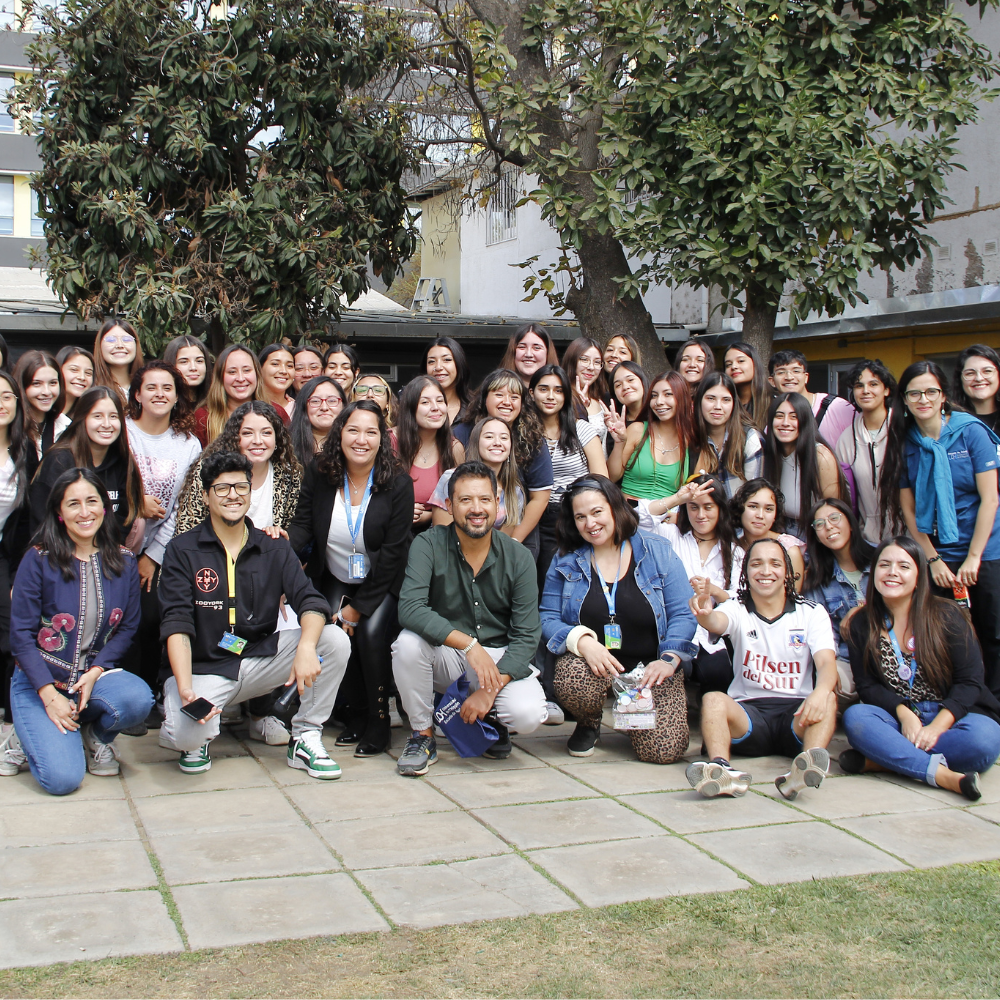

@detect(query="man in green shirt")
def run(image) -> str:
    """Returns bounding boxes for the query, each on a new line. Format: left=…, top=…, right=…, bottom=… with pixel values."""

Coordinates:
left=393, top=461, right=545, bottom=776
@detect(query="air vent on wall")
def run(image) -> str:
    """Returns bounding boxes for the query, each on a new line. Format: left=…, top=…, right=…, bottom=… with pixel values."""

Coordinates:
left=937, top=245, right=952, bottom=261
left=985, top=239, right=998, bottom=256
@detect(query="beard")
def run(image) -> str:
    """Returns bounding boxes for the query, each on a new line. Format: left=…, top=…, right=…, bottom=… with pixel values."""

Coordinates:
left=220, top=513, right=245, bottom=527
left=456, top=518, right=492, bottom=539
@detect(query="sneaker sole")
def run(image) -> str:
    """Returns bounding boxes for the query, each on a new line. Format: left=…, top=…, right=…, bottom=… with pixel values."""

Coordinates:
left=397, top=754, right=437, bottom=777
left=483, top=744, right=512, bottom=760
left=567, top=744, right=597, bottom=757
left=0, top=763, right=25, bottom=776
left=688, top=762, right=750, bottom=798
left=776, top=749, right=829, bottom=800
left=287, top=756, right=341, bottom=780
left=178, top=761, right=212, bottom=774
left=87, top=765, right=120, bottom=777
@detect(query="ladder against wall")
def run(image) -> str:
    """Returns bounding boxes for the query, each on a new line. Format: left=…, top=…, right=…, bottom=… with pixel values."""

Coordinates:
left=411, top=277, right=451, bottom=312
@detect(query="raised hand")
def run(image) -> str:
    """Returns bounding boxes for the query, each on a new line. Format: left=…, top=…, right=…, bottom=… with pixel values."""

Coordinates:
left=600, top=399, right=627, bottom=443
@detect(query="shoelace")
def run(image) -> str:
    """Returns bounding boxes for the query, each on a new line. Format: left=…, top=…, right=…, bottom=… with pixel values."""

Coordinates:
left=91, top=739, right=120, bottom=765
left=0, top=726, right=24, bottom=760
left=404, top=735, right=430, bottom=755
left=297, top=730, right=329, bottom=757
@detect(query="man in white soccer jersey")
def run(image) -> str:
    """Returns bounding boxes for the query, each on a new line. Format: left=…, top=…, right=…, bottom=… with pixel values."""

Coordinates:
left=687, top=538, right=838, bottom=800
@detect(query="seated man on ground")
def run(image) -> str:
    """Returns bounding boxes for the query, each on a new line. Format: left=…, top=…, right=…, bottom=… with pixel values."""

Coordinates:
left=158, top=451, right=351, bottom=778
left=392, top=461, right=546, bottom=776
left=687, top=537, right=838, bottom=800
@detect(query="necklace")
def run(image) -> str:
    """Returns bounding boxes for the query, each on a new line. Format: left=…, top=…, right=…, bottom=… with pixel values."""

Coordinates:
left=346, top=472, right=366, bottom=496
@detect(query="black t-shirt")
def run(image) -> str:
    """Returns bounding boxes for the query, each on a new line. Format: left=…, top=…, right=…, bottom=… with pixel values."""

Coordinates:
left=580, top=553, right=659, bottom=670
left=974, top=409, right=1000, bottom=434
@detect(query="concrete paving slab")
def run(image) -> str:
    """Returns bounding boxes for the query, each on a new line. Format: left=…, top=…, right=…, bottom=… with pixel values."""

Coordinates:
left=516, top=730, right=638, bottom=765
left=878, top=767, right=1000, bottom=806
left=427, top=768, right=598, bottom=809
left=622, top=788, right=807, bottom=834
left=134, top=786, right=304, bottom=837
left=319, top=810, right=510, bottom=870
left=287, top=775, right=457, bottom=823
left=0, top=797, right=138, bottom=848
left=152, top=826, right=340, bottom=885
left=689, top=820, right=910, bottom=884
left=122, top=755, right=271, bottom=797
left=969, top=801, right=1000, bottom=825
left=172, top=873, right=388, bottom=949
left=116, top=732, right=248, bottom=765
left=0, top=890, right=182, bottom=969
left=0, top=771, right=125, bottom=804
left=358, top=854, right=578, bottom=928
left=252, top=741, right=403, bottom=783
left=561, top=760, right=693, bottom=795
left=755, top=774, right=950, bottom=819
left=838, top=808, right=1000, bottom=867
left=473, top=798, right=663, bottom=850
left=530, top=835, right=748, bottom=906
left=0, top=840, right=156, bottom=899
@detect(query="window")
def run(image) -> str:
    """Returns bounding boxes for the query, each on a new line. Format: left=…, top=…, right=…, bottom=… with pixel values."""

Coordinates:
left=0, top=76, right=14, bottom=133
left=0, top=1, right=16, bottom=30
left=485, top=169, right=519, bottom=246
left=30, top=185, right=43, bottom=237
left=0, top=176, right=13, bottom=235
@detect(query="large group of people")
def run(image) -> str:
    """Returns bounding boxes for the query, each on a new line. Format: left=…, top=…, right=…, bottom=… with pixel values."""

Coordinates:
left=0, top=322, right=996, bottom=810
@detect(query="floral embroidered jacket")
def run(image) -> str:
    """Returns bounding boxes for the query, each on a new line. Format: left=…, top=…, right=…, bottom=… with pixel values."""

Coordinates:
left=10, top=546, right=141, bottom=692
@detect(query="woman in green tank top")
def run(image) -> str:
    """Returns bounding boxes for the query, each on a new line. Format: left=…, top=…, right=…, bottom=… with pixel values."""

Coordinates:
left=607, top=370, right=694, bottom=500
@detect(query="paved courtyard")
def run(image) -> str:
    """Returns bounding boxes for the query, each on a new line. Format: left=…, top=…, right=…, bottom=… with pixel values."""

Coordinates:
left=1, top=716, right=1000, bottom=970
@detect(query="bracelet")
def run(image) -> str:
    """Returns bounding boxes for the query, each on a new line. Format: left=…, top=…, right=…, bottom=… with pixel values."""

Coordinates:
left=460, top=637, right=479, bottom=654
left=927, top=556, right=942, bottom=565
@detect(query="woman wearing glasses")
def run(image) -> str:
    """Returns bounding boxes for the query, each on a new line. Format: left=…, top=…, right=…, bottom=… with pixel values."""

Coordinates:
left=889, top=361, right=1000, bottom=700
left=292, top=346, right=325, bottom=393
left=289, top=376, right=346, bottom=469
left=93, top=320, right=144, bottom=404
left=352, top=375, right=397, bottom=428
left=802, top=498, right=874, bottom=709
left=561, top=337, right=609, bottom=445
left=953, top=344, right=1000, bottom=434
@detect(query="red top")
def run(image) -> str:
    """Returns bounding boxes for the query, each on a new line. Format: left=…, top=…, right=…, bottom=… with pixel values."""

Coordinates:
left=409, top=462, right=442, bottom=505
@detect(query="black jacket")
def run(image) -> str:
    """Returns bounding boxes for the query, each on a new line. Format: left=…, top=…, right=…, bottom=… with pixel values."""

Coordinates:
left=29, top=447, right=131, bottom=537
left=288, top=464, right=413, bottom=618
left=158, top=517, right=331, bottom=679
left=847, top=604, right=1000, bottom=725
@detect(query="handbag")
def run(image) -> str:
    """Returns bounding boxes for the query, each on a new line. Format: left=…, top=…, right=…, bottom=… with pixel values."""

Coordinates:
left=433, top=675, right=499, bottom=757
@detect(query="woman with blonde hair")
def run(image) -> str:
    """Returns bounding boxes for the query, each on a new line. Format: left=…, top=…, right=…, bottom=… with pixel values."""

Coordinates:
left=193, top=344, right=266, bottom=446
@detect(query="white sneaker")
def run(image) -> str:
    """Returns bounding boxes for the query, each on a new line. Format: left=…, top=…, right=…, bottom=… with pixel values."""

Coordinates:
left=543, top=701, right=565, bottom=726
left=247, top=715, right=291, bottom=746
left=287, top=730, right=341, bottom=779
left=775, top=748, right=830, bottom=800
left=0, top=724, right=27, bottom=776
left=81, top=724, right=120, bottom=777
left=686, top=760, right=751, bottom=798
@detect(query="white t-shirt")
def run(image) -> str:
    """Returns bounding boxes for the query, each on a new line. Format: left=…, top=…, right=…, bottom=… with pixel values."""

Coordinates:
left=715, top=597, right=835, bottom=702
left=246, top=461, right=275, bottom=529
left=0, top=456, right=17, bottom=537
left=326, top=490, right=370, bottom=583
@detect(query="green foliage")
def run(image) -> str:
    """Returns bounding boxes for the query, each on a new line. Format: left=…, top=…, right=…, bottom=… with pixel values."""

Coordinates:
left=16, top=0, right=418, bottom=354
left=469, top=0, right=998, bottom=333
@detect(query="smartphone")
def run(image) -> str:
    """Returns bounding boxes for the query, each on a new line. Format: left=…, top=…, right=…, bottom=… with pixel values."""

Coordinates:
left=180, top=697, right=216, bottom=721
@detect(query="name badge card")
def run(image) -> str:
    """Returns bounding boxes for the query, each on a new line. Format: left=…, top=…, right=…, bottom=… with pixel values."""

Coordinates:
left=218, top=632, right=247, bottom=654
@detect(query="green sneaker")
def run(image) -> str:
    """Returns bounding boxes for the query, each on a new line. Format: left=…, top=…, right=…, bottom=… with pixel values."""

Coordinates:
left=178, top=743, right=212, bottom=774
left=287, top=730, right=341, bottom=780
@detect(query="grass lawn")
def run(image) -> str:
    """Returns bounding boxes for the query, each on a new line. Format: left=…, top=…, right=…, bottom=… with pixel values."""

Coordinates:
left=2, top=862, right=999, bottom=998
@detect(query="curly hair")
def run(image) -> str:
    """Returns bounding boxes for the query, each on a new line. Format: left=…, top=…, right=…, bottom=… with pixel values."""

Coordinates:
left=126, top=361, right=197, bottom=437
left=737, top=537, right=799, bottom=609
left=731, top=477, right=788, bottom=541
left=317, top=399, right=401, bottom=491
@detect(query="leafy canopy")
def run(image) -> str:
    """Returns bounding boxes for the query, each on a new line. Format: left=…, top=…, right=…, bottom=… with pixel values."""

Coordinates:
left=17, top=0, right=417, bottom=353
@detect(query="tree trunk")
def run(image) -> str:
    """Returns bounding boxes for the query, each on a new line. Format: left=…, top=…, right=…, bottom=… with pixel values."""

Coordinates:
left=741, top=280, right=779, bottom=360
left=208, top=316, right=226, bottom=357
left=564, top=230, right=667, bottom=375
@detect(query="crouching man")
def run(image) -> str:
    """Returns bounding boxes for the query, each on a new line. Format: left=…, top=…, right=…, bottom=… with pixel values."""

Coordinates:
left=158, top=451, right=351, bottom=778
left=392, top=461, right=547, bottom=776
left=687, top=538, right=838, bottom=800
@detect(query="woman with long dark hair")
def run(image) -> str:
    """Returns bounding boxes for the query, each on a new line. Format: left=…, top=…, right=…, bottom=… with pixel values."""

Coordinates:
left=500, top=323, right=559, bottom=385
left=29, top=387, right=143, bottom=538
left=762, top=392, right=840, bottom=536
left=676, top=339, right=715, bottom=395
left=841, top=536, right=1000, bottom=800
left=394, top=375, right=463, bottom=531
left=289, top=376, right=345, bottom=469
left=14, top=350, right=63, bottom=459
left=324, top=344, right=361, bottom=392
left=193, top=344, right=266, bottom=447
left=93, top=319, right=144, bottom=404
left=288, top=400, right=413, bottom=757
left=724, top=342, right=771, bottom=431
left=292, top=345, right=325, bottom=393
left=3, top=468, right=148, bottom=794
left=423, top=336, right=473, bottom=425
left=608, top=370, right=694, bottom=501
left=891, top=360, right=1000, bottom=700
left=561, top=337, right=609, bottom=443
left=162, top=336, right=212, bottom=409
left=834, top=359, right=901, bottom=544
left=55, top=347, right=94, bottom=438
left=258, top=344, right=296, bottom=423
left=608, top=361, right=649, bottom=426
left=540, top=475, right=697, bottom=760
left=803, top=498, right=874, bottom=708
left=730, top=478, right=806, bottom=591
left=953, top=343, right=1000, bottom=434
left=691, top=372, right=764, bottom=498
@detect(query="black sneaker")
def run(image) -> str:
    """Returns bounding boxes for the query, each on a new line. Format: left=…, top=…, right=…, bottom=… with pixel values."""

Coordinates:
left=483, top=713, right=512, bottom=759
left=397, top=732, right=437, bottom=777
left=567, top=724, right=600, bottom=757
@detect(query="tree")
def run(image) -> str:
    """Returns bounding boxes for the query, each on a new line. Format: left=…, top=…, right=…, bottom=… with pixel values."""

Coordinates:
left=17, top=0, right=418, bottom=355
left=603, top=0, right=1000, bottom=357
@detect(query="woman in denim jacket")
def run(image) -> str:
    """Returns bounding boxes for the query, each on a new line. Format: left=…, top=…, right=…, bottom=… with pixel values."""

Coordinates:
left=4, top=468, right=147, bottom=795
left=803, top=498, right=874, bottom=710
left=540, top=475, right=697, bottom=761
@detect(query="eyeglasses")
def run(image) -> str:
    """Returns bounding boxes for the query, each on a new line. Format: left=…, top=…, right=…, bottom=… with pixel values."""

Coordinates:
left=904, top=388, right=942, bottom=403
left=811, top=511, right=844, bottom=530
left=577, top=358, right=602, bottom=370
left=773, top=366, right=806, bottom=378
left=0, top=392, right=16, bottom=405
left=355, top=384, right=387, bottom=398
left=962, top=367, right=998, bottom=382
left=104, top=334, right=135, bottom=345
left=209, top=482, right=251, bottom=497
left=308, top=395, right=341, bottom=410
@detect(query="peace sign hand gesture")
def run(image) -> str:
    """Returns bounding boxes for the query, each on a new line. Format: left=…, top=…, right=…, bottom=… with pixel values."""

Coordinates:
left=600, top=399, right=627, bottom=443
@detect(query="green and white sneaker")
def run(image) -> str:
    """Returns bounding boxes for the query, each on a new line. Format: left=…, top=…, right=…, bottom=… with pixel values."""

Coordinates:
left=178, top=743, right=212, bottom=774
left=287, top=730, right=341, bottom=780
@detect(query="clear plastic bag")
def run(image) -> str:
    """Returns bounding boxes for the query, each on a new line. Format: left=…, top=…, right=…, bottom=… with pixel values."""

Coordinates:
left=611, top=664, right=656, bottom=730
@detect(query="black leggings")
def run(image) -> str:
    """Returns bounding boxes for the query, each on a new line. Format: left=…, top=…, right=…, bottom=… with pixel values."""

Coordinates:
left=323, top=575, right=399, bottom=738
left=122, top=563, right=163, bottom=692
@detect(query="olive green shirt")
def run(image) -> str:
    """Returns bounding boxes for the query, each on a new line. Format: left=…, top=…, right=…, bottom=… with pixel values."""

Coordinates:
left=397, top=524, right=541, bottom=681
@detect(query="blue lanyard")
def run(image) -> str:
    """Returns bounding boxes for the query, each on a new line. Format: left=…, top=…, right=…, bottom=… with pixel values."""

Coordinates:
left=592, top=549, right=623, bottom=621
left=886, top=622, right=916, bottom=692
left=343, top=470, right=374, bottom=552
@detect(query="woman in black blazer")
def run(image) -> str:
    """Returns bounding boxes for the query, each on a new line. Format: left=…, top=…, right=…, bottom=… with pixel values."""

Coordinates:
left=289, top=400, right=413, bottom=756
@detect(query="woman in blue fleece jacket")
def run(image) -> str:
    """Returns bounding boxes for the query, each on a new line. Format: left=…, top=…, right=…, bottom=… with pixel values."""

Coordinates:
left=5, top=467, right=148, bottom=795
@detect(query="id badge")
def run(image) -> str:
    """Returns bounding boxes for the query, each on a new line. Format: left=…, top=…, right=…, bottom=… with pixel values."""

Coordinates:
left=349, top=553, right=366, bottom=580
left=218, top=631, right=247, bottom=655
left=604, top=622, right=622, bottom=650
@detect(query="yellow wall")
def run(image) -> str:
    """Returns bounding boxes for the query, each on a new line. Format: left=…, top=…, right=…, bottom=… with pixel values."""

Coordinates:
left=12, top=174, right=30, bottom=237
left=418, top=191, right=461, bottom=312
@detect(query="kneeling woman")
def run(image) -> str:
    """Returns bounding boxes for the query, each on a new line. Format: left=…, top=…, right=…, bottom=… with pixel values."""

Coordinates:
left=540, top=475, right=697, bottom=761
left=842, top=537, right=1000, bottom=800
left=6, top=469, right=148, bottom=794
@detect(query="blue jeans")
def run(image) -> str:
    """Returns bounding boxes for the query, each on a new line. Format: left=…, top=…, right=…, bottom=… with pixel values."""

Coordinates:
left=843, top=700, right=1000, bottom=785
left=11, top=667, right=152, bottom=796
